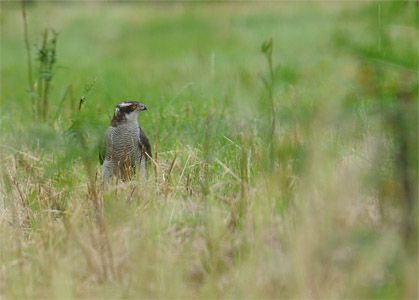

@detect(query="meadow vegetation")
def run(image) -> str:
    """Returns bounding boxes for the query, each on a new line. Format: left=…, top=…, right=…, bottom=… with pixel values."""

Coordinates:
left=0, top=2, right=417, bottom=298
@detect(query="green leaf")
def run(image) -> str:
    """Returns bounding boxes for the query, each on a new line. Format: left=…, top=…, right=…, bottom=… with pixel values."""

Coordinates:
left=261, top=40, right=271, bottom=53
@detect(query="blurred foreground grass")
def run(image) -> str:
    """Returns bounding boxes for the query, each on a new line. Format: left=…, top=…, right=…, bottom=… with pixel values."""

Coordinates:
left=0, top=1, right=417, bottom=298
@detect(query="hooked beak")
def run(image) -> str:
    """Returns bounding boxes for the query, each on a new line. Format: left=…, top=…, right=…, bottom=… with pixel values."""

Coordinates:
left=140, top=104, right=147, bottom=111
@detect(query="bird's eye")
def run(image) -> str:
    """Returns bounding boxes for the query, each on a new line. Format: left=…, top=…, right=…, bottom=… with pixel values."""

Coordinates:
left=132, top=105, right=137, bottom=109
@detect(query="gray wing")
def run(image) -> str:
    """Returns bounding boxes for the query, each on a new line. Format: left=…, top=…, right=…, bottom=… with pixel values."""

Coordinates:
left=139, top=126, right=152, bottom=162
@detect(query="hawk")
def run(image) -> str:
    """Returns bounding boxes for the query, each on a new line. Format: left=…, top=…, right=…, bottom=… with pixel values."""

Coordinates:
left=99, top=101, right=152, bottom=181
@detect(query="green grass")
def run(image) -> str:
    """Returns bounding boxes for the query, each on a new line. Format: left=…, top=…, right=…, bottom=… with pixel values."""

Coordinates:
left=0, top=1, right=417, bottom=298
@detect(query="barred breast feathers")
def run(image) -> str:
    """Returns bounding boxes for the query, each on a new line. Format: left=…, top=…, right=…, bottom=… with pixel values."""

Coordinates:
left=101, top=100, right=150, bottom=181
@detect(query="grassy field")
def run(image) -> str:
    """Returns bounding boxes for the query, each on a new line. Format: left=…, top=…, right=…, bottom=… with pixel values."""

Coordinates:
left=0, top=1, right=418, bottom=298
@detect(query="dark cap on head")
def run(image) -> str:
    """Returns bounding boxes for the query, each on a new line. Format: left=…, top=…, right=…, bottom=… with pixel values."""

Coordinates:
left=111, top=101, right=147, bottom=126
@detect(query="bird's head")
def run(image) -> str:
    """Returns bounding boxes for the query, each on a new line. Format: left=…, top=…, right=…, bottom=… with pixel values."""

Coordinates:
left=111, top=101, right=147, bottom=126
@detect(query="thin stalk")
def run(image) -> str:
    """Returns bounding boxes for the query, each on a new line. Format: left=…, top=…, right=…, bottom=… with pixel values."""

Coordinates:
left=291, top=85, right=298, bottom=146
left=42, top=81, right=49, bottom=122
left=261, top=38, right=277, bottom=171
left=69, top=84, right=75, bottom=111
left=154, top=128, right=158, bottom=178
left=202, top=114, right=212, bottom=196
left=38, top=29, right=48, bottom=120
left=167, top=153, right=177, bottom=177
left=42, top=82, right=50, bottom=122
left=21, top=1, right=36, bottom=121
left=43, top=30, right=58, bottom=122
left=266, top=38, right=276, bottom=139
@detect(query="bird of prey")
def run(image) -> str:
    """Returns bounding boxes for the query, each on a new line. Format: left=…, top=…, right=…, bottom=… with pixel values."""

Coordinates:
left=99, top=101, right=152, bottom=181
